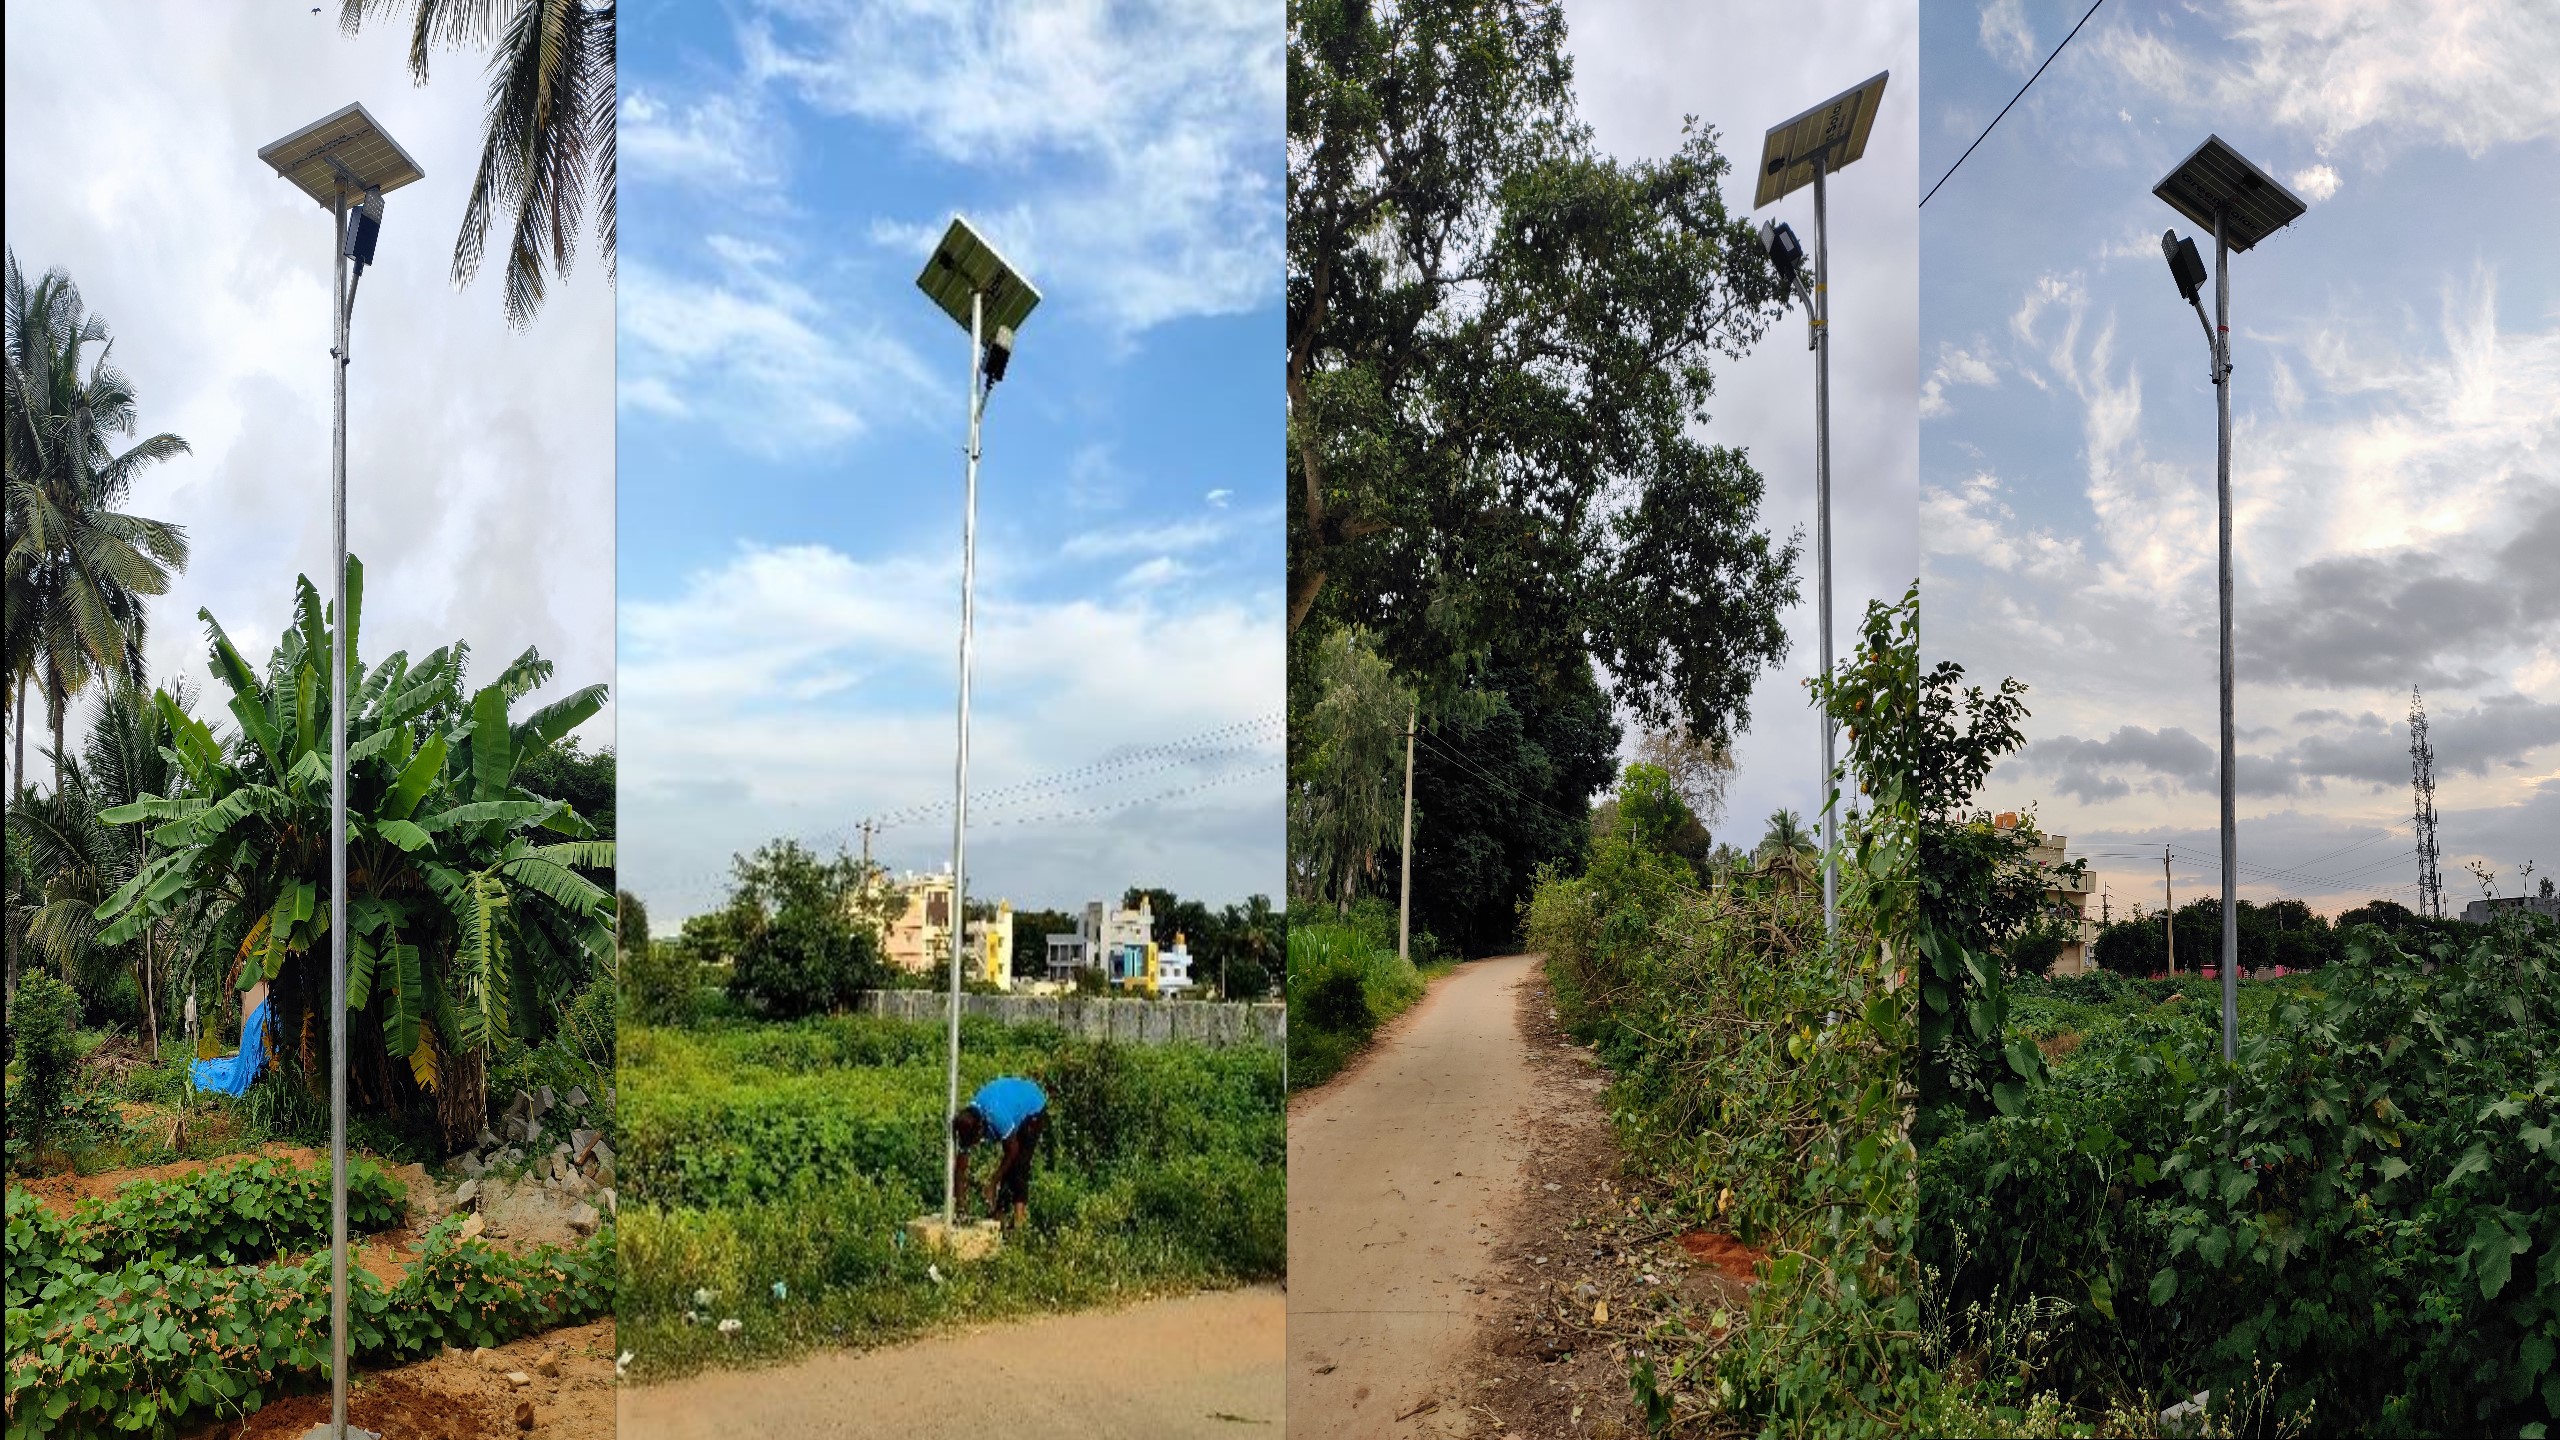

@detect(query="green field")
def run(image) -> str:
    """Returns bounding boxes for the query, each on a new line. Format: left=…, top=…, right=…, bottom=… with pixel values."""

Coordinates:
left=616, top=1010, right=1284, bottom=1378
left=1922, top=917, right=2560, bottom=1435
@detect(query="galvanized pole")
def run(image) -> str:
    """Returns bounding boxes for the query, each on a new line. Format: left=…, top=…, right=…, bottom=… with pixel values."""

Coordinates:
left=1398, top=700, right=1415, bottom=967
left=327, top=187, right=352, bottom=1440
left=2213, top=209, right=2238, bottom=1066
left=1812, top=156, right=1838, bottom=937
left=944, top=289, right=985, bottom=1226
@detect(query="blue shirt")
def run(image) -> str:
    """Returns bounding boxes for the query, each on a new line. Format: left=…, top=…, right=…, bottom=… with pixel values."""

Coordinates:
left=971, top=1077, right=1046, bottom=1142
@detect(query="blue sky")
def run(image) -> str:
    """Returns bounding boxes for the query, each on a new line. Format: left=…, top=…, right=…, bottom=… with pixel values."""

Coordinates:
left=1920, top=0, right=2560, bottom=916
left=615, top=0, right=1284, bottom=927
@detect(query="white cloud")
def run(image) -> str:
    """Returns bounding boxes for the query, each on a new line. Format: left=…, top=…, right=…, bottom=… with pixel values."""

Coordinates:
left=2100, top=0, right=2560, bottom=160
left=1979, top=0, right=2036, bottom=72
left=1919, top=340, right=2002, bottom=418
left=621, top=86, right=781, bottom=191
left=618, top=239, right=930, bottom=454
left=1060, top=517, right=1229, bottom=560
left=737, top=0, right=1281, bottom=336
left=2290, top=162, right=2341, bottom=202
left=618, top=538, right=1282, bottom=917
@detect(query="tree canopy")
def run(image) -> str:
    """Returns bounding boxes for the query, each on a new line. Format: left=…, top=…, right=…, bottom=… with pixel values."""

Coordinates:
left=1287, top=0, right=1799, bottom=744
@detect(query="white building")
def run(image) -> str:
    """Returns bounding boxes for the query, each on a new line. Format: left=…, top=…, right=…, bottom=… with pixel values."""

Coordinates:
left=1040, top=896, right=1193, bottom=995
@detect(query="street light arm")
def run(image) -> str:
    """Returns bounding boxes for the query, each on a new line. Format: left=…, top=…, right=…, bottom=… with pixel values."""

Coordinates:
left=2188, top=295, right=2221, bottom=383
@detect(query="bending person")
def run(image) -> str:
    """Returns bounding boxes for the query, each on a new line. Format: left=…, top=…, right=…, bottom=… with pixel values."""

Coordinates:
left=950, top=1075, right=1048, bottom=1228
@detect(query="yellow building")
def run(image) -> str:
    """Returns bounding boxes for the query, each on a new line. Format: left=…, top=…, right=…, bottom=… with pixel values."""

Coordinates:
left=1997, top=814, right=2100, bottom=975
left=868, top=870, right=1013, bottom=989
left=878, top=870, right=954, bottom=977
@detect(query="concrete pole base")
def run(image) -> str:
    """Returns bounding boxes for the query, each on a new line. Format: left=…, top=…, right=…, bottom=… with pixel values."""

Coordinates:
left=906, top=1214, right=1003, bottom=1261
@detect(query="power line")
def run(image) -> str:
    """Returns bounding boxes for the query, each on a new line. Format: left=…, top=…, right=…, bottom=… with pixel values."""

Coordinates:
left=1920, top=0, right=2108, bottom=209
left=859, top=712, right=1283, bottom=829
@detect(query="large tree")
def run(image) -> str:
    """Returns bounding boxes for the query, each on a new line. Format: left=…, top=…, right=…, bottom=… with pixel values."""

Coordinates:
left=1288, top=0, right=1798, bottom=743
left=3, top=252, right=191, bottom=793
left=1289, top=626, right=1415, bottom=913
left=1403, top=660, right=1620, bottom=956
left=341, top=0, right=616, bottom=328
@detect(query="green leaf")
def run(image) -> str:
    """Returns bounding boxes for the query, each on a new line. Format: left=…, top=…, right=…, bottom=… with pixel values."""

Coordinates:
left=510, top=683, right=604, bottom=758
left=382, top=733, right=448, bottom=822
left=1991, top=1081, right=2027, bottom=1117
left=2150, top=1267, right=2178, bottom=1305
left=469, top=685, right=515, bottom=801
left=422, top=799, right=552, bottom=834
left=376, top=819, right=434, bottom=853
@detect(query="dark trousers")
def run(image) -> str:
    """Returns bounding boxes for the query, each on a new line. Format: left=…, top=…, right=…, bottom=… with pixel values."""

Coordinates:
left=993, top=1110, right=1047, bottom=1208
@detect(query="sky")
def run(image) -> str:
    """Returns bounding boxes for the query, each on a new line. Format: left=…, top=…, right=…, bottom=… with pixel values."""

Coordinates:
left=615, top=0, right=1285, bottom=927
left=1565, top=0, right=1921, bottom=851
left=3, top=7, right=617, bottom=789
left=1919, top=0, right=2560, bottom=917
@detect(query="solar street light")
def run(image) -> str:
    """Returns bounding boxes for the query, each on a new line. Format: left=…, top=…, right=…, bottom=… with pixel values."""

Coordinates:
left=257, top=101, right=421, bottom=1440
left=2151, top=135, right=2305, bottom=1069
left=914, top=216, right=1040, bottom=1229
left=1756, top=70, right=1888, bottom=940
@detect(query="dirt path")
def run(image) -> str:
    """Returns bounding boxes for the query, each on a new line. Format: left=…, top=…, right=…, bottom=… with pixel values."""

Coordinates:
left=1286, top=953, right=1540, bottom=1438
left=180, top=1317, right=618, bottom=1440
left=618, top=1287, right=1285, bottom=1438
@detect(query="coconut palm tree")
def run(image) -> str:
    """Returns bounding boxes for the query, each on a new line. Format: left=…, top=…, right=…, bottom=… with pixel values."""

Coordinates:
left=1758, top=807, right=1817, bottom=860
left=339, top=0, right=616, bottom=328
left=3, top=251, right=192, bottom=792
left=4, top=679, right=196, bottom=1052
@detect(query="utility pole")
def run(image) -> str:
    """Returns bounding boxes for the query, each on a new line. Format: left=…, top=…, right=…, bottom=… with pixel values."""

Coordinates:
left=858, top=818, right=876, bottom=874
left=2164, top=846, right=2176, bottom=976
left=1398, top=700, right=1416, bottom=967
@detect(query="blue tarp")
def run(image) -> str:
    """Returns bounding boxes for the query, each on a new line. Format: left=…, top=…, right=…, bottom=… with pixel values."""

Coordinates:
left=192, top=998, right=271, bottom=1096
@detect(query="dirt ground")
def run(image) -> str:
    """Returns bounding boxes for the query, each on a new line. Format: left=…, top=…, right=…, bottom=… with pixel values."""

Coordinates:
left=1286, top=953, right=1540, bottom=1439
left=1455, top=967, right=1759, bottom=1439
left=178, top=1317, right=618, bottom=1440
left=15, top=1142, right=325, bottom=1214
left=618, top=1287, right=1283, bottom=1439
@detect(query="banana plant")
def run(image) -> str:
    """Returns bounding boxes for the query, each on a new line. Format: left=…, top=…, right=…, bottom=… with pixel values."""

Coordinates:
left=92, top=555, right=611, bottom=1142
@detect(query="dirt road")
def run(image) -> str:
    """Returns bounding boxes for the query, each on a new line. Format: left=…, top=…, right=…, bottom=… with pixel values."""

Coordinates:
left=1287, top=953, right=1541, bottom=1438
left=617, top=1286, right=1285, bottom=1438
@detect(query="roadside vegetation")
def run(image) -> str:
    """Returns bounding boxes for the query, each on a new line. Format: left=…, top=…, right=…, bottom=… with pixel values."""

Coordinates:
left=618, top=844, right=1287, bottom=1379
left=616, top=1009, right=1284, bottom=1379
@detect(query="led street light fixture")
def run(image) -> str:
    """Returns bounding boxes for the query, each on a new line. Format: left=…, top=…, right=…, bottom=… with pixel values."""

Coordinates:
left=2152, top=135, right=2307, bottom=253
left=1759, top=220, right=1806, bottom=289
left=1755, top=71, right=1889, bottom=209
left=2161, top=230, right=2207, bottom=304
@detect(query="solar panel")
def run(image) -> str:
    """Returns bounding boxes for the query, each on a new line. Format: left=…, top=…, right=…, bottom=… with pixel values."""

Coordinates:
left=915, top=217, right=1043, bottom=337
left=1756, top=72, right=1891, bottom=210
left=257, top=103, right=424, bottom=210
left=2152, top=135, right=2306, bottom=253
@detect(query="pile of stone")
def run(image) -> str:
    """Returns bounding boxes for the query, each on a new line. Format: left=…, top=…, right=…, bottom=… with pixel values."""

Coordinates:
left=445, top=1084, right=616, bottom=1237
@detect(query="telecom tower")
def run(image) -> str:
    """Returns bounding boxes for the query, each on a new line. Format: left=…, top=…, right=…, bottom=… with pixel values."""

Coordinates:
left=2410, top=687, right=2443, bottom=919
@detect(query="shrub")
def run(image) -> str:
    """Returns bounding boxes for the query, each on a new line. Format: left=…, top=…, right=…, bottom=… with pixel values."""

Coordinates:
left=625, top=934, right=702, bottom=1027
left=6, top=972, right=83, bottom=1171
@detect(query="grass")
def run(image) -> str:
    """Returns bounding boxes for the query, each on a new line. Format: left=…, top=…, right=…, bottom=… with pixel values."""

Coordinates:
left=615, top=1009, right=1284, bottom=1379
left=1284, top=898, right=1453, bottom=1089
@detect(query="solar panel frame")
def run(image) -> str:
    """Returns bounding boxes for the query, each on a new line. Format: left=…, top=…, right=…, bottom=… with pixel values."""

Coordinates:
left=915, top=217, right=1043, bottom=338
left=256, top=103, right=424, bottom=210
left=2152, top=135, right=2306, bottom=253
left=1755, top=72, right=1891, bottom=210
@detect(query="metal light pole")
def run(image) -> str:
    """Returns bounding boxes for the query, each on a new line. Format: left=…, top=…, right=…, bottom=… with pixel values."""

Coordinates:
left=915, top=219, right=1039, bottom=1229
left=2154, top=135, right=2305, bottom=1068
left=258, top=102, right=421, bottom=1440
left=1756, top=72, right=1888, bottom=939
